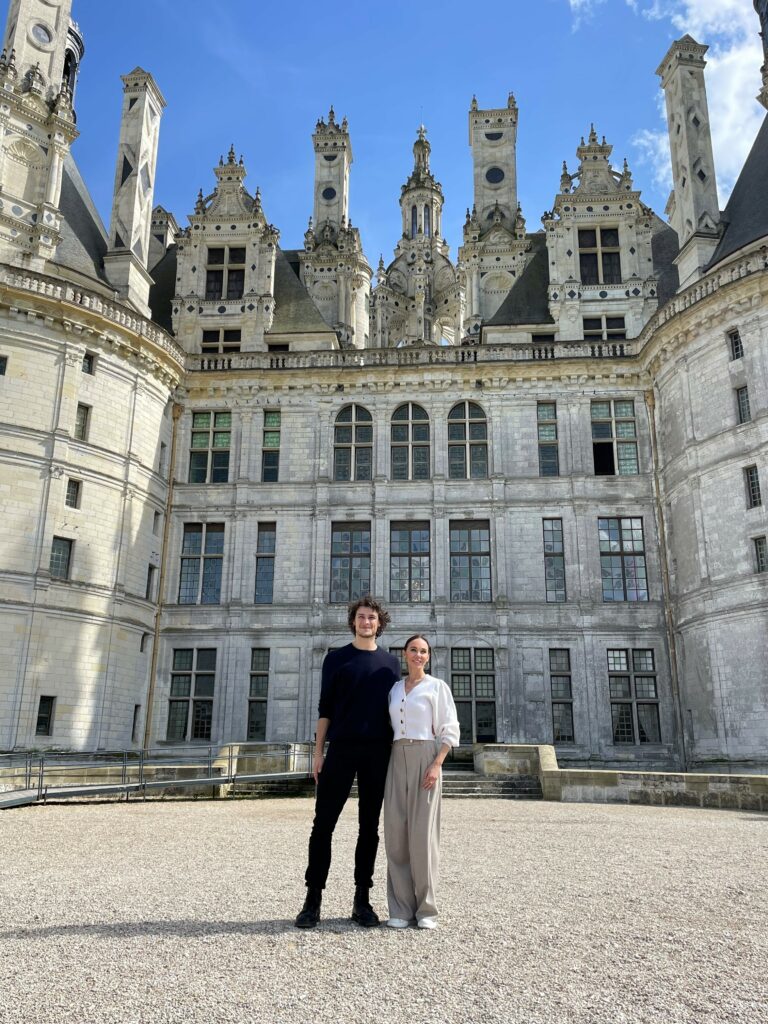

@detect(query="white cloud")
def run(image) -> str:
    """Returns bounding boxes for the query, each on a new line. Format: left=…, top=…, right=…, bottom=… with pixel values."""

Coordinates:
left=633, top=1, right=764, bottom=205
left=567, top=0, right=608, bottom=30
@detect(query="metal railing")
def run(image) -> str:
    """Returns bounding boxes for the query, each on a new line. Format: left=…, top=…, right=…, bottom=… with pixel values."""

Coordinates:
left=0, top=743, right=314, bottom=807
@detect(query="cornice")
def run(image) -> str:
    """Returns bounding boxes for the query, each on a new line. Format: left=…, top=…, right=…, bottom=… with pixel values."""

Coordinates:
left=0, top=262, right=185, bottom=386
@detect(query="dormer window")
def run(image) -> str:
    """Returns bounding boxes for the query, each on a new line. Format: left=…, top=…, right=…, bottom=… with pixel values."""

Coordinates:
left=578, top=228, right=621, bottom=285
left=205, top=246, right=245, bottom=301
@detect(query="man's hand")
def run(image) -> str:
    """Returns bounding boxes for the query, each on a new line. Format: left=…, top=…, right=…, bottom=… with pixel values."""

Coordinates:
left=313, top=751, right=325, bottom=784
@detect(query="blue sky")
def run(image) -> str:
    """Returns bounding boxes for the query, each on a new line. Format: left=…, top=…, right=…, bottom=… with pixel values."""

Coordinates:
left=64, top=0, right=765, bottom=271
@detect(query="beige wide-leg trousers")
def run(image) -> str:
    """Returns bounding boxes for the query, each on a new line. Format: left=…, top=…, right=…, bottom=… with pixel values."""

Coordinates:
left=383, top=739, right=442, bottom=922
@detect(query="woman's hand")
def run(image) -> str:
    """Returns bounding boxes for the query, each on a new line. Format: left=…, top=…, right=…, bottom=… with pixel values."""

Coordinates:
left=313, top=751, right=325, bottom=784
left=422, top=760, right=442, bottom=790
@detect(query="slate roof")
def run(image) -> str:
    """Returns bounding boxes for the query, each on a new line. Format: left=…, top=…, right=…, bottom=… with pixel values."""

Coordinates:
left=484, top=232, right=554, bottom=327
left=650, top=216, right=680, bottom=306
left=51, top=153, right=109, bottom=284
left=269, top=248, right=336, bottom=337
left=148, top=245, right=177, bottom=331
left=708, top=112, right=768, bottom=268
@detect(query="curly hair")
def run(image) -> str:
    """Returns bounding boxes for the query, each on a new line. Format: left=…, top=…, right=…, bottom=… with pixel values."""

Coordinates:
left=347, top=595, right=391, bottom=637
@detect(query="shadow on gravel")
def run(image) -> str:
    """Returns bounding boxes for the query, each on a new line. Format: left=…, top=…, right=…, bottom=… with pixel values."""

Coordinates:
left=0, top=916, right=386, bottom=940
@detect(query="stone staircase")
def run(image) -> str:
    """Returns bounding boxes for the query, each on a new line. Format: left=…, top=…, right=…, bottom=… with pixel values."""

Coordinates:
left=349, top=770, right=542, bottom=800
left=229, top=770, right=542, bottom=800
left=441, top=771, right=542, bottom=799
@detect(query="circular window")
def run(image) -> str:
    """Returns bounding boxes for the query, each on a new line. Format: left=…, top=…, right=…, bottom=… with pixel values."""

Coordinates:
left=485, top=167, right=505, bottom=184
left=485, top=132, right=503, bottom=141
left=31, top=23, right=53, bottom=45
left=321, top=187, right=337, bottom=201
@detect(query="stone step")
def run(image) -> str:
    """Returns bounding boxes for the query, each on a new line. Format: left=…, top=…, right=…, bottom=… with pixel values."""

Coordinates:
left=229, top=773, right=543, bottom=800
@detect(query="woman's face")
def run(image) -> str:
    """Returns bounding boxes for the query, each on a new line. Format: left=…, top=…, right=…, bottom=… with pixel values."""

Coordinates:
left=404, top=637, right=430, bottom=675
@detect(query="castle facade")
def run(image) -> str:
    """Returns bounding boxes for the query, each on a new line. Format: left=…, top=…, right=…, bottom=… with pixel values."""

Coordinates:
left=1, top=0, right=767, bottom=769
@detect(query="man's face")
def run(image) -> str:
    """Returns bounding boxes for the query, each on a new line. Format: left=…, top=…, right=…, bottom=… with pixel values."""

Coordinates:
left=353, top=607, right=379, bottom=638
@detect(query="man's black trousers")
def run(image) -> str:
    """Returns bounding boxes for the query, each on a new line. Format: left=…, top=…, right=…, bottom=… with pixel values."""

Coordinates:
left=304, top=740, right=391, bottom=890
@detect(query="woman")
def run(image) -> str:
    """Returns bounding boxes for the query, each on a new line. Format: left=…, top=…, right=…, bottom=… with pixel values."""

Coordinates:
left=383, top=634, right=460, bottom=930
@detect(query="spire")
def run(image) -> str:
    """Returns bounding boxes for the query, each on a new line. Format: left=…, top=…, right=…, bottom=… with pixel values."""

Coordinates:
left=755, top=0, right=768, bottom=108
left=413, top=124, right=431, bottom=175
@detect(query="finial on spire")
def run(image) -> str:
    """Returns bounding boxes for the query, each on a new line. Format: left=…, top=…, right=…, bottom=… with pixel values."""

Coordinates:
left=328, top=105, right=335, bottom=124
left=507, top=91, right=516, bottom=108
left=470, top=95, right=478, bottom=111
left=227, top=144, right=236, bottom=164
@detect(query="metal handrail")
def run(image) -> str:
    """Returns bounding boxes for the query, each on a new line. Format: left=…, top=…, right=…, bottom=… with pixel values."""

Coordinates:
left=0, top=743, right=314, bottom=800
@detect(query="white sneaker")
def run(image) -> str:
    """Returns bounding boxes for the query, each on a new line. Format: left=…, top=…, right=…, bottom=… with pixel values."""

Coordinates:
left=417, top=917, right=438, bottom=930
left=386, top=918, right=409, bottom=929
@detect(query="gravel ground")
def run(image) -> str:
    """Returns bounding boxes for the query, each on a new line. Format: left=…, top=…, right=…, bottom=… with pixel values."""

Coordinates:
left=0, top=796, right=766, bottom=1024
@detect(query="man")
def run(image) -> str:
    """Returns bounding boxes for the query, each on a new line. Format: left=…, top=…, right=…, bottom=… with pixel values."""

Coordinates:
left=295, top=596, right=400, bottom=929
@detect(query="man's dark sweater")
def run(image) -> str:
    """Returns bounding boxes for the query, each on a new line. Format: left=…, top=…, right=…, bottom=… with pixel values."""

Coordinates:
left=318, top=644, right=400, bottom=742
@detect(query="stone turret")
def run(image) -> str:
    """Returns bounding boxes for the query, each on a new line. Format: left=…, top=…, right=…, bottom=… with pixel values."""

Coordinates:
left=755, top=0, right=768, bottom=109
left=104, top=68, right=165, bottom=317
left=2, top=0, right=73, bottom=102
left=298, top=108, right=371, bottom=348
left=458, top=93, right=531, bottom=336
left=0, top=0, right=79, bottom=269
left=657, top=36, right=721, bottom=289
left=370, top=127, right=461, bottom=347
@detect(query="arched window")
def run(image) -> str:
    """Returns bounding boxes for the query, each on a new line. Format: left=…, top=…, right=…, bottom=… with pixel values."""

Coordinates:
left=333, top=405, right=373, bottom=481
left=424, top=204, right=431, bottom=237
left=391, top=403, right=430, bottom=480
left=411, top=205, right=418, bottom=239
left=448, top=401, right=488, bottom=478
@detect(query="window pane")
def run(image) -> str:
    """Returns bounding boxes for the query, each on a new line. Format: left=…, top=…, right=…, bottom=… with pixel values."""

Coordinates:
left=611, top=703, right=634, bottom=743
left=448, top=446, right=466, bottom=479
left=257, top=526, right=276, bottom=554
left=204, top=525, right=225, bottom=554
left=201, top=558, right=222, bottom=604
left=170, top=675, right=191, bottom=697
left=196, top=649, right=217, bottom=671
left=262, top=451, right=279, bottom=482
left=455, top=701, right=472, bottom=742
left=173, top=650, right=194, bottom=671
left=475, top=702, right=496, bottom=742
left=607, top=650, right=628, bottom=672
left=167, top=701, right=189, bottom=742
left=637, top=704, right=661, bottom=743
left=333, top=447, right=351, bottom=481
left=609, top=676, right=632, bottom=699
left=635, top=676, right=658, bottom=699
left=452, top=649, right=471, bottom=671
left=412, top=447, right=430, bottom=478
left=194, top=674, right=215, bottom=698
left=469, top=446, right=488, bottom=478
left=552, top=703, right=574, bottom=743
left=355, top=447, right=372, bottom=481
left=192, top=700, right=212, bottom=740
left=632, top=650, right=654, bottom=672
left=549, top=650, right=570, bottom=672
left=247, top=701, right=267, bottom=741
left=474, top=650, right=494, bottom=671
left=550, top=676, right=572, bottom=699
left=189, top=452, right=208, bottom=483
left=251, top=648, right=270, bottom=672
